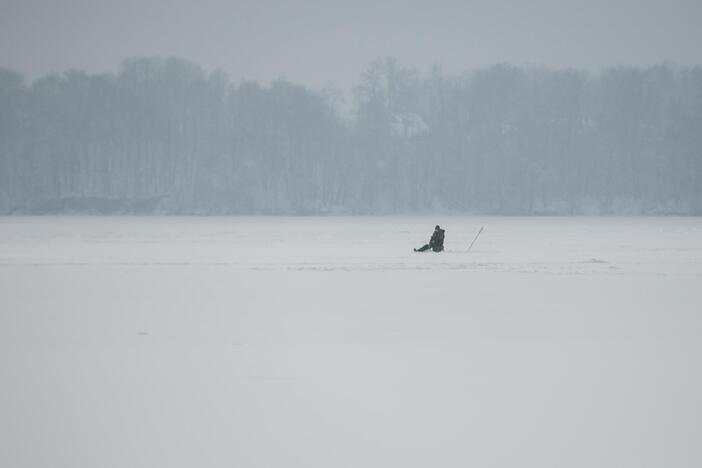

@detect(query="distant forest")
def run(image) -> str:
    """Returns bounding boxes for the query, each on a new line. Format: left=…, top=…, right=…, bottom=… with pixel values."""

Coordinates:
left=1, top=57, right=701, bottom=215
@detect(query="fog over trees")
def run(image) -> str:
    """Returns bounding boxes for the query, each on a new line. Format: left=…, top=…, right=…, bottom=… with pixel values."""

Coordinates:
left=1, top=57, right=700, bottom=215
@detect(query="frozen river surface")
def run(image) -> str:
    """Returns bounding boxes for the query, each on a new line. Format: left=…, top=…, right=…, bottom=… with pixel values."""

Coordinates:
left=2, top=216, right=702, bottom=468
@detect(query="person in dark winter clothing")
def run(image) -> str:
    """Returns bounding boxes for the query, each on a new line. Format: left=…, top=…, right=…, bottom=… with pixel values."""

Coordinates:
left=414, top=225, right=445, bottom=252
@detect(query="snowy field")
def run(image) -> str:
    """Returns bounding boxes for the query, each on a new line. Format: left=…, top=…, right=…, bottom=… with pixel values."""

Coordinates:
left=2, top=216, right=702, bottom=468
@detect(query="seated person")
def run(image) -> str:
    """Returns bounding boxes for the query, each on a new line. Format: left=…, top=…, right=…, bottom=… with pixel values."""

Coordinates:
left=414, top=225, right=445, bottom=252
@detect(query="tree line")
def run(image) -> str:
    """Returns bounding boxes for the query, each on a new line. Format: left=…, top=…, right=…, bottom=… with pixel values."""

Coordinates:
left=1, top=57, right=700, bottom=214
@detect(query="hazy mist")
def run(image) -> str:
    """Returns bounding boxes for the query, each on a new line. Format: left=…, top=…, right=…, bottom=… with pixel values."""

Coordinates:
left=1, top=58, right=701, bottom=215
left=2, top=0, right=702, bottom=90
left=1, top=0, right=702, bottom=215
left=3, top=3, right=702, bottom=467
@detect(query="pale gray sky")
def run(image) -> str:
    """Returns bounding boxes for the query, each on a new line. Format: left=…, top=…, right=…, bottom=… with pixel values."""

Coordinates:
left=1, top=0, right=701, bottom=89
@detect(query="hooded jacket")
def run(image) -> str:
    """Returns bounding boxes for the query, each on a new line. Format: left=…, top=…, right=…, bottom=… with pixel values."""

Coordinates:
left=429, top=228, right=445, bottom=252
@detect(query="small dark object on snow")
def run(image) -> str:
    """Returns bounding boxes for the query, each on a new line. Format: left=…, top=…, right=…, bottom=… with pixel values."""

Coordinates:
left=414, top=225, right=445, bottom=252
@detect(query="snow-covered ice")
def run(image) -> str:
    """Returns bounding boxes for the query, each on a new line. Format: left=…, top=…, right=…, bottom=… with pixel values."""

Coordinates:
left=1, top=216, right=702, bottom=468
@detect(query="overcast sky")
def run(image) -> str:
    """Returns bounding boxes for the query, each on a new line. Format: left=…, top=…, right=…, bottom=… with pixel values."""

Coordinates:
left=1, top=0, right=701, bottom=90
